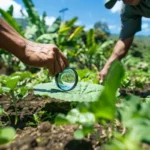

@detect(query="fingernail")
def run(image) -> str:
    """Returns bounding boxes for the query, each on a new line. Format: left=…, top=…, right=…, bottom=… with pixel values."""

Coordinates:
left=100, top=79, right=103, bottom=84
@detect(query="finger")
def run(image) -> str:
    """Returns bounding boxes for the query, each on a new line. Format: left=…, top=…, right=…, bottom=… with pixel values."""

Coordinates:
left=97, top=72, right=101, bottom=79
left=52, top=46, right=69, bottom=69
left=99, top=74, right=104, bottom=84
left=55, top=53, right=65, bottom=72
left=97, top=72, right=103, bottom=84
left=47, top=60, right=55, bottom=76
left=54, top=48, right=69, bottom=69
left=99, top=78, right=103, bottom=84
left=54, top=59, right=61, bottom=76
left=58, top=51, right=69, bottom=68
left=59, top=57, right=66, bottom=71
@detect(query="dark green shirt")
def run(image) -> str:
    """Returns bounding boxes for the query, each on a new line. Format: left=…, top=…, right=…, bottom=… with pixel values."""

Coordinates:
left=120, top=0, right=150, bottom=39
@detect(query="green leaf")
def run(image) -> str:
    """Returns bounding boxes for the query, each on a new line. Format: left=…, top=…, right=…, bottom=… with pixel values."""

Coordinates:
left=55, top=114, right=69, bottom=125
left=101, top=40, right=114, bottom=50
left=0, top=127, right=16, bottom=144
left=7, top=5, right=14, bottom=16
left=1, top=87, right=10, bottom=93
left=58, top=17, right=78, bottom=33
left=16, top=87, right=28, bottom=99
left=36, top=33, right=58, bottom=43
left=34, top=82, right=104, bottom=102
left=5, top=76, right=20, bottom=90
left=10, top=71, right=32, bottom=81
left=24, top=25, right=38, bottom=39
left=86, top=29, right=95, bottom=47
left=66, top=17, right=78, bottom=27
left=91, top=61, right=125, bottom=120
left=74, top=129, right=85, bottom=140
left=22, top=0, right=40, bottom=24
left=58, top=26, right=71, bottom=33
left=68, top=26, right=84, bottom=41
left=47, top=17, right=61, bottom=33
left=0, top=8, right=23, bottom=35
left=0, top=88, right=2, bottom=94
left=66, top=109, right=95, bottom=125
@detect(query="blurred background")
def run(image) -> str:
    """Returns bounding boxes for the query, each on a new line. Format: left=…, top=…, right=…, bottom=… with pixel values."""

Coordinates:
left=0, top=0, right=150, bottom=88
left=1, top=0, right=150, bottom=35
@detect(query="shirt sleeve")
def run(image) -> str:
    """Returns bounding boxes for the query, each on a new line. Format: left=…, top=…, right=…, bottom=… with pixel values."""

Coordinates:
left=119, top=4, right=142, bottom=40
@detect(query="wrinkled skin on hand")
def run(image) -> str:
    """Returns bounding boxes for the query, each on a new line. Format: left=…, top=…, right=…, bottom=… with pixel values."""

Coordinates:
left=21, top=40, right=69, bottom=76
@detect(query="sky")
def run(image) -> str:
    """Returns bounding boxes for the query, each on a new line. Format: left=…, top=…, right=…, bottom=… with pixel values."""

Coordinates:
left=0, top=0, right=150, bottom=36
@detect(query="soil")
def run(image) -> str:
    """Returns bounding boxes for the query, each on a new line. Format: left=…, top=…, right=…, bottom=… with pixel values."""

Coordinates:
left=0, top=86, right=150, bottom=150
left=0, top=92, right=112, bottom=150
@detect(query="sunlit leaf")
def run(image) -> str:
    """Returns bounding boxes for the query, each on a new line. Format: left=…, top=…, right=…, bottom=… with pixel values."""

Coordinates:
left=68, top=26, right=84, bottom=41
left=91, top=61, right=125, bottom=120
left=34, top=82, right=104, bottom=102
left=74, top=129, right=84, bottom=140
left=66, top=17, right=78, bottom=27
left=0, top=127, right=16, bottom=144
left=5, top=76, right=20, bottom=90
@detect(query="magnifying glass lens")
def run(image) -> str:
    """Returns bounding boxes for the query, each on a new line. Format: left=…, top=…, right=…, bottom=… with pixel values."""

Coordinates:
left=55, top=68, right=78, bottom=91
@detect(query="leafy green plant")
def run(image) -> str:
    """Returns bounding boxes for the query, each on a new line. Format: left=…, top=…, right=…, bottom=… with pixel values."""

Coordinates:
left=0, top=107, right=16, bottom=145
left=27, top=110, right=56, bottom=126
left=0, top=72, right=32, bottom=124
left=55, top=61, right=124, bottom=139
left=105, top=95, right=150, bottom=150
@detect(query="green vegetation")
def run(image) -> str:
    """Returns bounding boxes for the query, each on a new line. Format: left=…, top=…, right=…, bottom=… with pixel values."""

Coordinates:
left=0, top=0, right=150, bottom=149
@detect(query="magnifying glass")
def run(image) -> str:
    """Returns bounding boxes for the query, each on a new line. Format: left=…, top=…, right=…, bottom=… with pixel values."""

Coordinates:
left=55, top=68, right=78, bottom=91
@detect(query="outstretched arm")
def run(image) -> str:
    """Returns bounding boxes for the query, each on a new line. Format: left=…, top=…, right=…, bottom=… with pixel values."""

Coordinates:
left=98, top=36, right=134, bottom=82
left=0, top=18, right=69, bottom=76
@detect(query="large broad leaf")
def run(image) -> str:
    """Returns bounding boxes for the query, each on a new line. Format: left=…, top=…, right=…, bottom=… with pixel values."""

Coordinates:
left=34, top=82, right=104, bottom=102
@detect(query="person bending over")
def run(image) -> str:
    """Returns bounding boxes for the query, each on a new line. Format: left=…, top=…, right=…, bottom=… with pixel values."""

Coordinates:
left=98, top=0, right=149, bottom=82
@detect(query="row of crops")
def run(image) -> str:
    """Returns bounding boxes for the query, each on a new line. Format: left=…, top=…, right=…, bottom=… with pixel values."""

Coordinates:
left=0, top=0, right=150, bottom=149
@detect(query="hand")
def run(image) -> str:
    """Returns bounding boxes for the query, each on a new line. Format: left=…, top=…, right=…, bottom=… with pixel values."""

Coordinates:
left=21, top=40, right=69, bottom=76
left=97, top=68, right=108, bottom=84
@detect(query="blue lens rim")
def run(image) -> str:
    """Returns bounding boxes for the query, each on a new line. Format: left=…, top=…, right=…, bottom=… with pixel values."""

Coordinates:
left=55, top=68, right=78, bottom=91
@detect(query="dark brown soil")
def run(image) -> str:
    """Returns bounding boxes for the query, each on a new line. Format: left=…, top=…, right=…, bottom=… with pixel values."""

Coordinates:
left=1, top=85, right=150, bottom=150
left=0, top=92, right=111, bottom=150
